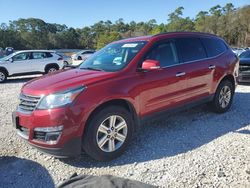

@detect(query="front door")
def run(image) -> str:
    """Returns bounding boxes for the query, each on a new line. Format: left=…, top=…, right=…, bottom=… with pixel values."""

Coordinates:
left=8, top=52, right=32, bottom=74
left=136, top=40, right=188, bottom=117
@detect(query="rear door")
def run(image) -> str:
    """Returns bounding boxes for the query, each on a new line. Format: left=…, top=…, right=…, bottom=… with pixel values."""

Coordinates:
left=30, top=52, right=50, bottom=72
left=175, top=37, right=212, bottom=101
left=136, top=40, right=189, bottom=116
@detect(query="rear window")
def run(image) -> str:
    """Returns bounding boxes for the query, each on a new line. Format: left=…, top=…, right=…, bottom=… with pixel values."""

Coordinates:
left=201, top=38, right=227, bottom=57
left=176, top=38, right=207, bottom=62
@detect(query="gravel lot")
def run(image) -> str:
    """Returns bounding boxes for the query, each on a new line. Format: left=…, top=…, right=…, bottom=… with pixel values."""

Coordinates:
left=0, top=76, right=250, bottom=188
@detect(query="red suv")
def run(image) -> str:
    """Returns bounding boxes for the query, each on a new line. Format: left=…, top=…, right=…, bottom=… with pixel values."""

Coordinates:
left=13, top=32, right=239, bottom=161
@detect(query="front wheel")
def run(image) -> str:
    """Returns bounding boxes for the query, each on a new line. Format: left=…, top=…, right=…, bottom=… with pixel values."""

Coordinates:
left=82, top=106, right=134, bottom=161
left=210, top=80, right=234, bottom=113
left=0, top=70, right=7, bottom=83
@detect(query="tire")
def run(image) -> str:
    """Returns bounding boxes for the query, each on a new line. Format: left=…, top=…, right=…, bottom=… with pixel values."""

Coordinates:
left=45, top=66, right=58, bottom=74
left=0, top=70, right=7, bottom=83
left=63, top=61, right=69, bottom=66
left=82, top=106, right=134, bottom=161
left=210, top=80, right=234, bottom=113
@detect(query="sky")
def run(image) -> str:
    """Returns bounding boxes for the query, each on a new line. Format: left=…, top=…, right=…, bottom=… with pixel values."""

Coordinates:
left=0, top=0, right=249, bottom=28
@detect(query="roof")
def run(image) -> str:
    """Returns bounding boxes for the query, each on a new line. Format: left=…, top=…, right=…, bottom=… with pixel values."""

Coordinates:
left=115, top=32, right=220, bottom=43
left=16, top=50, right=55, bottom=53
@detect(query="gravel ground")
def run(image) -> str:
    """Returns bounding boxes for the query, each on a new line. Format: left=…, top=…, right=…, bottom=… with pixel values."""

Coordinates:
left=0, top=76, right=250, bottom=188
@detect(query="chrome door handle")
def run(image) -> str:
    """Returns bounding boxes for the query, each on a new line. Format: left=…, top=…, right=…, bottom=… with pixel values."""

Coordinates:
left=176, top=72, right=186, bottom=77
left=208, top=65, right=216, bottom=70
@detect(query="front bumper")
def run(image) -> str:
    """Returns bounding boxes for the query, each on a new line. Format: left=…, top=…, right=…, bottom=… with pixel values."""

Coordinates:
left=12, top=108, right=83, bottom=157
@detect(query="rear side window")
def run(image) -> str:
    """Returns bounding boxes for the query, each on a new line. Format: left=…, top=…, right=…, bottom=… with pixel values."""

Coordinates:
left=201, top=38, right=227, bottom=57
left=32, top=52, right=46, bottom=59
left=176, top=38, right=207, bottom=62
left=145, top=41, right=179, bottom=67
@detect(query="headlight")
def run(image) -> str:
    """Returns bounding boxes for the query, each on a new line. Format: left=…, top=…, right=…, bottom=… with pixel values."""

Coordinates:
left=37, top=86, right=85, bottom=110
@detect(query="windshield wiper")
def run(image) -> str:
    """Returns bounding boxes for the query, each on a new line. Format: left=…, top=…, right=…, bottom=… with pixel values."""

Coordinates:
left=80, top=67, right=104, bottom=71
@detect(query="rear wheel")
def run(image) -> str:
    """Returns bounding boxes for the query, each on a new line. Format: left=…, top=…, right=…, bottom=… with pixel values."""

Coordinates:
left=82, top=106, right=134, bottom=161
left=45, top=66, right=58, bottom=74
left=0, top=70, right=7, bottom=83
left=210, top=80, right=234, bottom=113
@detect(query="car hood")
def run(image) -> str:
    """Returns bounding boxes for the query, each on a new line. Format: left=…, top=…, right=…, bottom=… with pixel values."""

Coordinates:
left=0, top=60, right=7, bottom=64
left=22, top=68, right=115, bottom=96
left=240, top=58, right=250, bottom=65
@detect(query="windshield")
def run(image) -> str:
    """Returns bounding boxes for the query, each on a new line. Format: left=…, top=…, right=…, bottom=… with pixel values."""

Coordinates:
left=79, top=41, right=147, bottom=72
left=239, top=50, right=250, bottom=58
left=0, top=52, right=16, bottom=61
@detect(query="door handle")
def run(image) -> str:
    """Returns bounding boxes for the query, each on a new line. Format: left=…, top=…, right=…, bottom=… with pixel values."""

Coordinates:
left=176, top=72, right=186, bottom=77
left=208, top=65, right=216, bottom=70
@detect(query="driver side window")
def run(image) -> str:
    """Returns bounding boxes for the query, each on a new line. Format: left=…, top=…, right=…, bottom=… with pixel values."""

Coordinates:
left=145, top=41, right=179, bottom=67
left=13, top=53, right=30, bottom=61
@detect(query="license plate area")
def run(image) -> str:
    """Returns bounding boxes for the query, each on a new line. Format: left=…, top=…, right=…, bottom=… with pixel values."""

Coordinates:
left=12, top=112, right=29, bottom=140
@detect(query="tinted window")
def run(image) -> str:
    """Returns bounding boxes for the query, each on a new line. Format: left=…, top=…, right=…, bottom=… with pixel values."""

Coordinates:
left=201, top=38, right=227, bottom=57
left=239, top=50, right=250, bottom=58
left=176, top=38, right=207, bottom=62
left=145, top=41, right=179, bottom=67
left=13, top=52, right=30, bottom=61
left=46, top=52, right=53, bottom=58
left=32, top=52, right=46, bottom=59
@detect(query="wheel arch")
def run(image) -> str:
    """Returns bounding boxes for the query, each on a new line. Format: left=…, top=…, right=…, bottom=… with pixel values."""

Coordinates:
left=0, top=66, right=9, bottom=76
left=83, top=99, right=139, bottom=136
left=217, top=74, right=236, bottom=93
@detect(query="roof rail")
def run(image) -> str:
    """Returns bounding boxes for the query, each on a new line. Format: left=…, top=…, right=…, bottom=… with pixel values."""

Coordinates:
left=153, top=31, right=218, bottom=37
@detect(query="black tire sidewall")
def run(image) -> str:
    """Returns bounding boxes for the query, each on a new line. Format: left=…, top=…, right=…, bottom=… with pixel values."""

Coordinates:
left=82, top=106, right=134, bottom=161
left=213, top=80, right=234, bottom=113
left=0, top=70, right=7, bottom=83
left=46, top=66, right=58, bottom=74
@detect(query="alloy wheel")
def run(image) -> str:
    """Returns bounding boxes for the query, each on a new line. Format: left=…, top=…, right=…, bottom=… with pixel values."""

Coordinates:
left=0, top=72, right=6, bottom=82
left=219, top=85, right=231, bottom=108
left=96, top=115, right=128, bottom=152
left=48, top=68, right=57, bottom=72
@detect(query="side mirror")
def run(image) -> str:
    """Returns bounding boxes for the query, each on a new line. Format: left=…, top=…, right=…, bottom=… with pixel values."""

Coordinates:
left=8, top=58, right=13, bottom=62
left=141, top=60, right=161, bottom=71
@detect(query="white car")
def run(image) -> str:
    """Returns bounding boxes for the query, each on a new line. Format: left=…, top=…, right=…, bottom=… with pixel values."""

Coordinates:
left=71, top=50, right=95, bottom=66
left=0, top=50, right=64, bottom=82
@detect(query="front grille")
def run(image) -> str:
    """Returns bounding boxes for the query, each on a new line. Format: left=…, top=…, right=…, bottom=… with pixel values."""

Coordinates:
left=239, top=65, right=250, bottom=72
left=18, top=93, right=41, bottom=113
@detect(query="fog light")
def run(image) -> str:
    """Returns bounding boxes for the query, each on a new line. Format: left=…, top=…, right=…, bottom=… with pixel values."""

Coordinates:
left=45, top=131, right=62, bottom=144
left=34, top=126, right=63, bottom=144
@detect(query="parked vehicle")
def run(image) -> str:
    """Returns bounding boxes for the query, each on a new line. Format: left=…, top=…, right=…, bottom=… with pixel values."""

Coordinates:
left=13, top=32, right=239, bottom=161
left=0, top=50, right=64, bottom=82
left=71, top=50, right=95, bottom=66
left=238, top=50, right=250, bottom=82
left=232, top=47, right=245, bottom=56
left=56, top=52, right=72, bottom=66
left=5, top=47, right=14, bottom=55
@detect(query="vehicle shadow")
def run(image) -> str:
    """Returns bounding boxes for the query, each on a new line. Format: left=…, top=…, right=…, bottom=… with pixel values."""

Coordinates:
left=3, top=75, right=41, bottom=84
left=61, top=91, right=250, bottom=168
left=0, top=156, right=54, bottom=188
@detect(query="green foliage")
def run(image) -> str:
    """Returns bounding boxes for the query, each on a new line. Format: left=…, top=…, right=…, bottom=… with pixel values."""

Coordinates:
left=0, top=3, right=249, bottom=50
left=96, top=32, right=121, bottom=49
